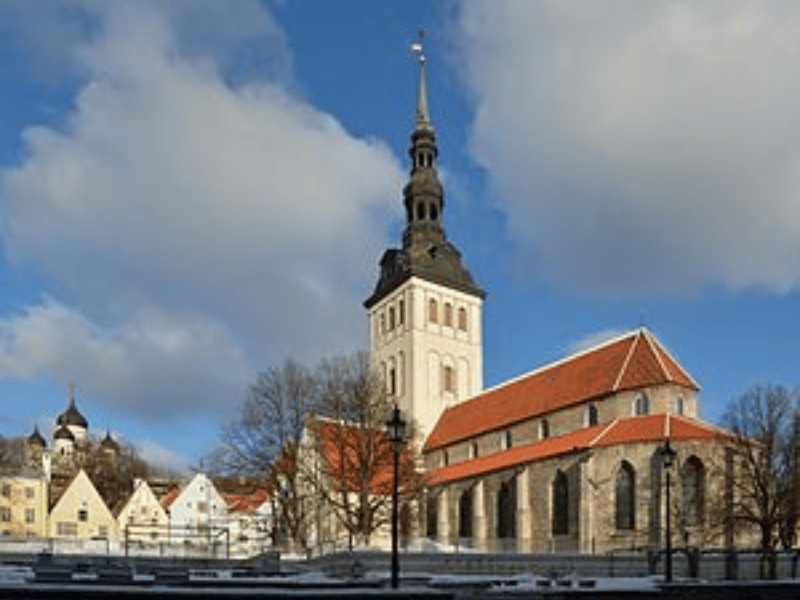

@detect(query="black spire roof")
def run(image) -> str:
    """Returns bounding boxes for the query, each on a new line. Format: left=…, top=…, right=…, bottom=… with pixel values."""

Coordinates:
left=27, top=426, right=46, bottom=448
left=365, top=51, right=483, bottom=308
left=56, top=383, right=88, bottom=429
left=53, top=424, right=75, bottom=441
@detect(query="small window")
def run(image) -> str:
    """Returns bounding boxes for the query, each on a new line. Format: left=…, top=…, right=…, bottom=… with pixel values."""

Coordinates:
left=389, top=368, right=397, bottom=396
left=541, top=419, right=550, bottom=439
left=443, top=365, right=455, bottom=393
left=0, top=507, right=10, bottom=522
left=1, top=484, right=10, bottom=498
left=634, top=393, right=649, bottom=416
left=587, top=404, right=598, bottom=427
left=458, top=307, right=467, bottom=331
left=398, top=299, right=404, bottom=325
left=470, top=442, right=479, bottom=459
left=443, top=450, right=449, bottom=467
left=197, top=502, right=208, bottom=513
left=380, top=314, right=386, bottom=335
left=417, top=202, right=425, bottom=220
left=501, top=430, right=513, bottom=450
left=430, top=203, right=438, bottom=220
left=389, top=307, right=395, bottom=330
left=77, top=509, right=88, bottom=522
left=98, top=525, right=108, bottom=538
left=674, top=396, right=684, bottom=415
left=428, top=298, right=438, bottom=323
left=444, top=303, right=453, bottom=326
left=57, top=521, right=77, bottom=536
left=25, top=509, right=35, bottom=523
left=25, top=487, right=34, bottom=500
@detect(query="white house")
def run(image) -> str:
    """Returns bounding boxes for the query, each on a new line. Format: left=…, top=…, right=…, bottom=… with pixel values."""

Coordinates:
left=114, top=478, right=170, bottom=548
left=162, top=473, right=227, bottom=552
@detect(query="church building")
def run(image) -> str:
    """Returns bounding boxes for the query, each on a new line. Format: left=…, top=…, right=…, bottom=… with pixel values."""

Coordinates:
left=366, top=51, right=741, bottom=553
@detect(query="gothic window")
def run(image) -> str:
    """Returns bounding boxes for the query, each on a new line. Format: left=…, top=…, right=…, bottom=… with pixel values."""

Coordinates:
left=615, top=461, right=636, bottom=530
left=458, top=307, right=468, bottom=331
left=682, top=456, right=705, bottom=526
left=634, top=392, right=649, bottom=416
left=389, top=368, right=396, bottom=396
left=458, top=488, right=473, bottom=539
left=497, top=479, right=517, bottom=539
left=540, top=419, right=550, bottom=439
left=674, top=396, right=684, bottom=415
left=587, top=404, right=599, bottom=427
left=428, top=298, right=438, bottom=323
left=398, top=299, right=404, bottom=325
left=430, top=203, right=438, bottom=221
left=443, top=365, right=455, bottom=393
left=444, top=302, right=453, bottom=326
left=552, top=471, right=569, bottom=535
left=389, top=307, right=395, bottom=330
left=426, top=496, right=438, bottom=539
left=417, top=202, right=425, bottom=221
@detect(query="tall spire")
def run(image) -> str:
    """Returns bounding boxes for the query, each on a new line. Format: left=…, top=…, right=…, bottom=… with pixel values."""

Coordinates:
left=415, top=53, right=432, bottom=132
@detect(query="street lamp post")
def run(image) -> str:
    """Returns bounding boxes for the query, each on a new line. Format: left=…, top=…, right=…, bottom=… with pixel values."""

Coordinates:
left=385, top=407, right=407, bottom=589
left=660, top=440, right=677, bottom=583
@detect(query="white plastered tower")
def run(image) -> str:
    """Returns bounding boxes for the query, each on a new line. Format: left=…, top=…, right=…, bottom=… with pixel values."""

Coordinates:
left=365, top=53, right=484, bottom=442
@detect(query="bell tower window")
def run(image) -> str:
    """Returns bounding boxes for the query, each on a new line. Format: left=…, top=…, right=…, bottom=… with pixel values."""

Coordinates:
left=428, top=299, right=438, bottom=323
left=417, top=202, right=425, bottom=221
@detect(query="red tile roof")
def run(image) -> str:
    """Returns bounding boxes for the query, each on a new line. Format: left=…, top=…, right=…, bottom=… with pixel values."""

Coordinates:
left=223, top=488, right=271, bottom=513
left=311, top=417, right=415, bottom=495
left=424, top=328, right=698, bottom=451
left=160, top=485, right=182, bottom=511
left=426, top=413, right=730, bottom=487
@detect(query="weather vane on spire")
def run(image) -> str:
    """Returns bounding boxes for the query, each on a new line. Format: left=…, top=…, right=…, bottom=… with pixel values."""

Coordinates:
left=410, top=29, right=425, bottom=64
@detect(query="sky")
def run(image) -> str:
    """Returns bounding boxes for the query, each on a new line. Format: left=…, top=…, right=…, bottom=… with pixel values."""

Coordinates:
left=1, top=0, right=799, bottom=472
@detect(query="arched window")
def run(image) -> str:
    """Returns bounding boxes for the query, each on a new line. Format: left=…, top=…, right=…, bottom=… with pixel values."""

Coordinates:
left=389, top=368, right=396, bottom=396
left=587, top=404, right=599, bottom=427
left=634, top=392, right=649, bottom=416
left=552, top=471, right=569, bottom=535
left=458, top=307, right=468, bottom=331
left=417, top=202, right=425, bottom=221
left=398, top=299, right=404, bottom=325
left=443, top=450, right=449, bottom=467
left=674, top=396, right=684, bottom=415
left=470, top=441, right=478, bottom=459
left=682, top=457, right=705, bottom=526
left=388, top=307, right=395, bottom=330
left=430, top=203, right=438, bottom=221
left=458, top=488, right=473, bottom=539
left=443, top=365, right=455, bottom=393
left=444, top=303, right=453, bottom=326
left=501, top=430, right=513, bottom=450
left=379, top=314, right=386, bottom=335
left=615, top=461, right=636, bottom=530
left=428, top=299, right=438, bottom=323
left=497, top=479, right=517, bottom=539
left=426, top=496, right=438, bottom=539
left=541, top=419, right=550, bottom=439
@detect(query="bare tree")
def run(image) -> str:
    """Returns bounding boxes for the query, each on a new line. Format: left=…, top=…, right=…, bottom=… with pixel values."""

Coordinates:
left=210, top=359, right=315, bottom=551
left=724, top=384, right=799, bottom=579
left=307, top=352, right=417, bottom=547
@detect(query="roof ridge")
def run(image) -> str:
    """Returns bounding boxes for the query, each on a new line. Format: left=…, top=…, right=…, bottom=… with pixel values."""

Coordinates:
left=589, top=418, right=619, bottom=447
left=647, top=332, right=701, bottom=390
left=612, top=332, right=640, bottom=391
left=643, top=329, right=672, bottom=382
left=478, top=328, right=642, bottom=399
left=671, top=412, right=733, bottom=438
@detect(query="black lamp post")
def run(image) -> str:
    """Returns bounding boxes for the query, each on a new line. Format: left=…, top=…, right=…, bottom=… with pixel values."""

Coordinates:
left=385, top=406, right=407, bottom=589
left=659, top=440, right=677, bottom=583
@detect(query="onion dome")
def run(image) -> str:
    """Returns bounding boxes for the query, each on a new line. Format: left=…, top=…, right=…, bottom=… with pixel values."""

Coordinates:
left=27, top=426, right=46, bottom=448
left=53, top=424, right=75, bottom=441
left=100, top=431, right=120, bottom=453
left=56, top=385, right=88, bottom=429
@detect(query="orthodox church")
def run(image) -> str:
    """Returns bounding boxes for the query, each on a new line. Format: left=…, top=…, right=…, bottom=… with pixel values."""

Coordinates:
left=366, top=54, right=740, bottom=553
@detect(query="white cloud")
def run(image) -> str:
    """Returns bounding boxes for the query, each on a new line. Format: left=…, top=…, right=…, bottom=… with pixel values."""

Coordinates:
left=566, top=328, right=628, bottom=356
left=0, top=299, right=250, bottom=419
left=135, top=437, right=192, bottom=474
left=0, top=1, right=402, bottom=424
left=453, top=0, right=800, bottom=294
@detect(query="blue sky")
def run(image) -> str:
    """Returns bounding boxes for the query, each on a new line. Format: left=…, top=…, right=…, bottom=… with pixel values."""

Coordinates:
left=1, top=1, right=799, bottom=471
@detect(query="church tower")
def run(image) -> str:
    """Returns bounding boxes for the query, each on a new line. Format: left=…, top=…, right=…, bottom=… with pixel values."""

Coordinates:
left=365, top=50, right=485, bottom=441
